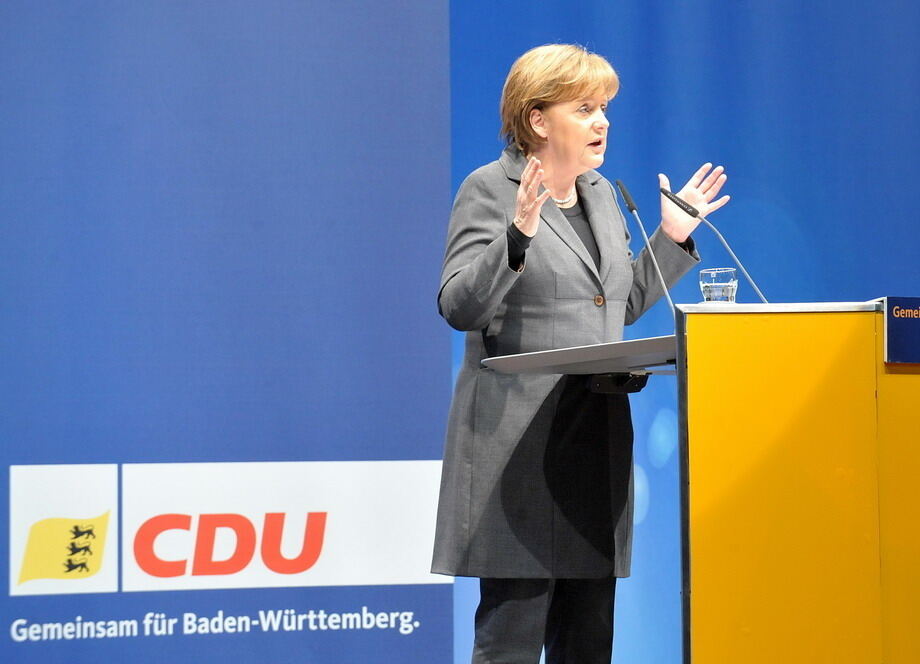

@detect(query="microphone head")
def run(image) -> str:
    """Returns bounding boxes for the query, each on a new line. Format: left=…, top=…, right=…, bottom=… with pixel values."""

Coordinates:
left=659, top=188, right=700, bottom=218
left=614, top=180, right=638, bottom=213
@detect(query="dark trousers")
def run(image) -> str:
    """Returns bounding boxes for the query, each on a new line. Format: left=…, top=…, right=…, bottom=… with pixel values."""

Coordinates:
left=472, top=577, right=616, bottom=664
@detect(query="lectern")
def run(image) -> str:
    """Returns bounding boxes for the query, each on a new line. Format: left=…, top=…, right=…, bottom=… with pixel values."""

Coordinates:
left=484, top=301, right=920, bottom=663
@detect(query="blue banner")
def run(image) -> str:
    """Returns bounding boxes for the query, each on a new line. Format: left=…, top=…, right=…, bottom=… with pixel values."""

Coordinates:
left=885, top=297, right=920, bottom=363
left=1, top=2, right=452, bottom=662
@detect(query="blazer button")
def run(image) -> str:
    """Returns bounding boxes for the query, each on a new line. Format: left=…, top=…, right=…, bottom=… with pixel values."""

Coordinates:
left=594, top=295, right=605, bottom=306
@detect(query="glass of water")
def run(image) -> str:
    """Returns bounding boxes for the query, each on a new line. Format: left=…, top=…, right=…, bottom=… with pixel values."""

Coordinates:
left=699, top=267, right=738, bottom=303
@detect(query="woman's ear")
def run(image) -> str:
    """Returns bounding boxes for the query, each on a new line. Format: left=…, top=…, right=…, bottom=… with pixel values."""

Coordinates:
left=530, top=107, right=548, bottom=139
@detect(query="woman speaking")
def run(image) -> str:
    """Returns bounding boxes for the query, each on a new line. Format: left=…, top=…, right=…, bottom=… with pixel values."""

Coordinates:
left=432, top=44, right=729, bottom=663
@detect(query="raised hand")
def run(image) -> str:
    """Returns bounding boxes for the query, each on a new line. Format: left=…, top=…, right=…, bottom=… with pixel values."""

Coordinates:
left=513, top=156, right=553, bottom=237
left=659, top=163, right=729, bottom=243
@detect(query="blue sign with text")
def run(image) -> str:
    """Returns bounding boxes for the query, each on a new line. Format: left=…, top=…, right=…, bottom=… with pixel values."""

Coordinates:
left=885, top=297, right=920, bottom=363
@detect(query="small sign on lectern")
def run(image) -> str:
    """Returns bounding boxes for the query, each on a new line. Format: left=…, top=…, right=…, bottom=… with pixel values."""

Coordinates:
left=885, top=296, right=920, bottom=364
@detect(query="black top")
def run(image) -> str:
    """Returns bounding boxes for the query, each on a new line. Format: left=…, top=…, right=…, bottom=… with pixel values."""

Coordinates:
left=559, top=199, right=600, bottom=269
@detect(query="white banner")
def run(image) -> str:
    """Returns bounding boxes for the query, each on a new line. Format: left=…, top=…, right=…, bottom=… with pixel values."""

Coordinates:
left=121, top=461, right=448, bottom=592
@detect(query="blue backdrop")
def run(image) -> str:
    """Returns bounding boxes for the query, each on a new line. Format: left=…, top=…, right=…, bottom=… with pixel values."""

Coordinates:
left=1, top=2, right=451, bottom=662
left=2, top=1, right=919, bottom=663
left=450, top=1, right=919, bottom=662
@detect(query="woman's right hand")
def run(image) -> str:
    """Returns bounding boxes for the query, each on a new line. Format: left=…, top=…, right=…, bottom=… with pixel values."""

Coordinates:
left=513, top=156, right=552, bottom=237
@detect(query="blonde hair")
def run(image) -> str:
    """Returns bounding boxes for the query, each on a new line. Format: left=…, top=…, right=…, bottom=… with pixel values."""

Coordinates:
left=500, top=44, right=619, bottom=154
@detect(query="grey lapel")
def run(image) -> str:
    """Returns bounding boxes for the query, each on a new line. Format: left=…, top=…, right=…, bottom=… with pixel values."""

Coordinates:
left=499, top=146, right=608, bottom=287
left=577, top=173, right=615, bottom=285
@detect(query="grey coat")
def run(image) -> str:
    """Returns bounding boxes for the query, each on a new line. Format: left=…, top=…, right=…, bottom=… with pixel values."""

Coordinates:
left=432, top=146, right=699, bottom=578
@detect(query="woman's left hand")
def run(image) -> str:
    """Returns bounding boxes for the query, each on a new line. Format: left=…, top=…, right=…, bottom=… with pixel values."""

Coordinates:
left=659, top=164, right=729, bottom=243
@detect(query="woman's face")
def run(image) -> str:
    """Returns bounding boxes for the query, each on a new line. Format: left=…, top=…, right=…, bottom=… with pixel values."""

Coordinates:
left=534, top=92, right=610, bottom=174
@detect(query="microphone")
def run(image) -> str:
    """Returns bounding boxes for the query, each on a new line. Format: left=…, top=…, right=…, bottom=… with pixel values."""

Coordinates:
left=659, top=188, right=769, bottom=303
left=615, top=180, right=676, bottom=319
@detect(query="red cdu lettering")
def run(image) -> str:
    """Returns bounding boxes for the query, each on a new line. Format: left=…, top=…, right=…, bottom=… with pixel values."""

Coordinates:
left=260, top=512, right=327, bottom=574
left=134, top=513, right=192, bottom=578
left=133, top=512, right=328, bottom=578
left=191, top=514, right=257, bottom=576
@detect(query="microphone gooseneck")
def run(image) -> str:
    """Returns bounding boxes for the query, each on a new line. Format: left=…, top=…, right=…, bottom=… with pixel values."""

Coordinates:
left=659, top=187, right=769, bottom=304
left=615, top=180, right=676, bottom=319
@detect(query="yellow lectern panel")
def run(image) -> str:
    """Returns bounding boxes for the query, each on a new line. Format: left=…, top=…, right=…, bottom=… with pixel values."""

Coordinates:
left=875, top=319, right=920, bottom=664
left=685, top=312, right=882, bottom=662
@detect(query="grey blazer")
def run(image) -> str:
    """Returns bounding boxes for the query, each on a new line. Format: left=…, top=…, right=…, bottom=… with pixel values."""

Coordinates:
left=432, top=146, right=699, bottom=578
